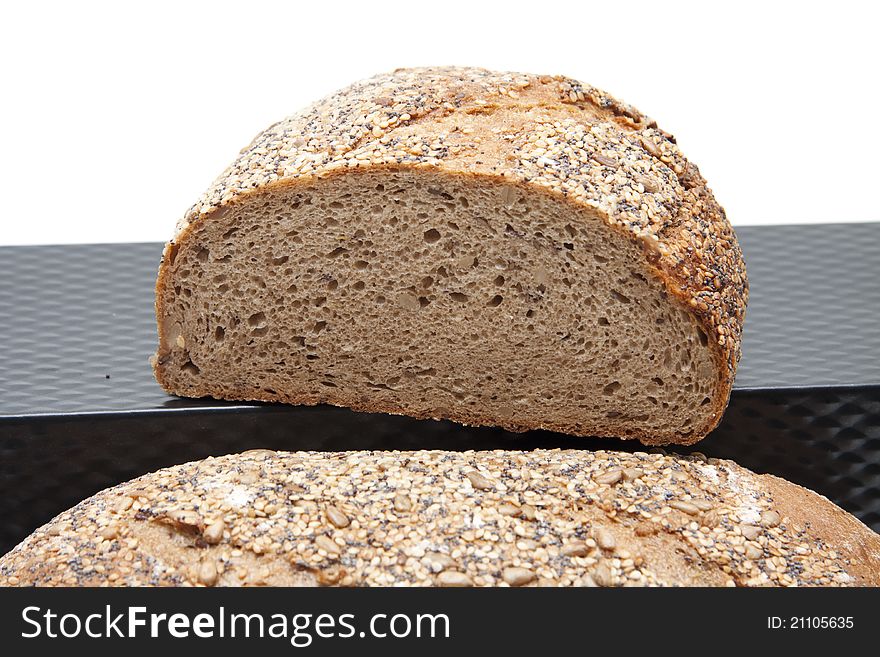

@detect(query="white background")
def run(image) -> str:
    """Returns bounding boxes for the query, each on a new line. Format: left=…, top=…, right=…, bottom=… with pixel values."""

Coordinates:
left=1, top=1, right=877, bottom=245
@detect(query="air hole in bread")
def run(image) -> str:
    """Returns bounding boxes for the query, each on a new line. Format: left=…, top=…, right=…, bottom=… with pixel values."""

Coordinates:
left=697, top=327, right=709, bottom=347
left=603, top=381, right=621, bottom=395
left=181, top=359, right=199, bottom=375
left=424, top=229, right=441, bottom=243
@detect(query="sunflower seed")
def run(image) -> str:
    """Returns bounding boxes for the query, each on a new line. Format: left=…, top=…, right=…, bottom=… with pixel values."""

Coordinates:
left=466, top=471, right=495, bottom=490
left=595, top=470, right=623, bottom=486
left=437, top=571, right=474, bottom=587
left=203, top=520, right=225, bottom=545
left=669, top=500, right=700, bottom=515
left=423, top=552, right=457, bottom=573
left=761, top=510, right=781, bottom=528
left=635, top=176, right=658, bottom=193
left=163, top=509, right=203, bottom=532
left=325, top=505, right=350, bottom=528
left=198, top=559, right=218, bottom=586
left=561, top=542, right=589, bottom=557
left=497, top=503, right=521, bottom=517
left=315, top=535, right=341, bottom=555
left=241, top=449, right=275, bottom=458
left=594, top=527, right=617, bottom=551
left=745, top=544, right=763, bottom=560
left=592, top=562, right=614, bottom=587
left=740, top=525, right=761, bottom=540
left=639, top=136, right=661, bottom=158
left=502, top=567, right=536, bottom=586
left=622, top=468, right=643, bottom=481
left=592, top=153, right=618, bottom=168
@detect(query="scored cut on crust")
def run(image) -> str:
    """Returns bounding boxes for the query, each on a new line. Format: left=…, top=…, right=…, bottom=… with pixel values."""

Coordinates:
left=153, top=67, right=748, bottom=445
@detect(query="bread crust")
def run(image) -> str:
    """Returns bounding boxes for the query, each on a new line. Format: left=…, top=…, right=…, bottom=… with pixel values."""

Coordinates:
left=154, top=67, right=748, bottom=443
left=2, top=449, right=875, bottom=587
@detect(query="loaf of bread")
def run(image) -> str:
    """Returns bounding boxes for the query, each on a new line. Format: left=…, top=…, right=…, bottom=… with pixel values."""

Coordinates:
left=153, top=67, right=747, bottom=445
left=2, top=449, right=876, bottom=587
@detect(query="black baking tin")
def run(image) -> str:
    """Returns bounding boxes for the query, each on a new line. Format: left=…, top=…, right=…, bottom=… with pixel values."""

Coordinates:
left=1, top=223, right=878, bottom=552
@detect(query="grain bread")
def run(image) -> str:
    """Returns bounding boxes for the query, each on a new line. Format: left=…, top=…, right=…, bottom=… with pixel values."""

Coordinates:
left=153, top=67, right=748, bottom=445
left=2, top=449, right=877, bottom=587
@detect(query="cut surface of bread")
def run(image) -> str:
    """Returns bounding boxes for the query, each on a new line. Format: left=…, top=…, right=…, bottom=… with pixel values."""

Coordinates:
left=2, top=449, right=877, bottom=587
left=154, top=67, right=748, bottom=445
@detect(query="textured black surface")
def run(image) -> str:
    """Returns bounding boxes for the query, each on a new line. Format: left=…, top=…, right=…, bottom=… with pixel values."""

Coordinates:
left=1, top=223, right=879, bottom=553
left=734, top=223, right=880, bottom=389
left=0, top=242, right=203, bottom=415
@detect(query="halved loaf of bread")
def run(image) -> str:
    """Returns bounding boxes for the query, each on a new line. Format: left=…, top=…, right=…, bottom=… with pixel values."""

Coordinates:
left=153, top=67, right=747, bottom=445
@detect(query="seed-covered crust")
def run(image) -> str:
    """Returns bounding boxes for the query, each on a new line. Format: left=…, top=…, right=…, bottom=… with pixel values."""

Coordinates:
left=2, top=449, right=876, bottom=587
left=157, top=67, right=747, bottom=439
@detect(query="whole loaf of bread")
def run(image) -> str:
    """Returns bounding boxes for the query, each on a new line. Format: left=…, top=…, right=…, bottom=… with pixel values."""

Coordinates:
left=2, top=449, right=876, bottom=586
left=153, top=67, right=747, bottom=445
